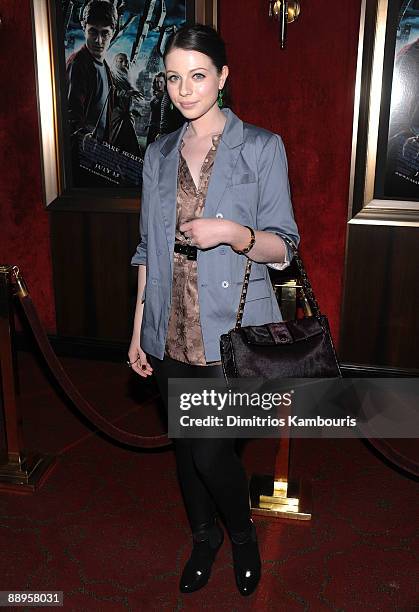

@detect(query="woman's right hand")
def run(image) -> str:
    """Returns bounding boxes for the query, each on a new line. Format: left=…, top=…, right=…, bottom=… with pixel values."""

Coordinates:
left=128, top=337, right=153, bottom=378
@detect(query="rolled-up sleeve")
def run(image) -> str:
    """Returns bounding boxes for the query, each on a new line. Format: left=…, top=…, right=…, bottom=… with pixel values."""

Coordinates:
left=131, top=145, right=153, bottom=266
left=256, top=133, right=299, bottom=268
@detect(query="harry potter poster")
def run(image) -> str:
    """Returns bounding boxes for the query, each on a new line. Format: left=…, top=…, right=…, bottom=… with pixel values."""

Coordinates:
left=384, top=0, right=419, bottom=199
left=62, top=0, right=186, bottom=188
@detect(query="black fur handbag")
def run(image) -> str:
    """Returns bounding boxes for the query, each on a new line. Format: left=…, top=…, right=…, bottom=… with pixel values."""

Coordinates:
left=220, top=237, right=341, bottom=384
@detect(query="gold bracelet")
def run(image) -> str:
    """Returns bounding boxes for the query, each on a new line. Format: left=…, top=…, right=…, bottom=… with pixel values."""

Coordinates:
left=234, top=226, right=256, bottom=255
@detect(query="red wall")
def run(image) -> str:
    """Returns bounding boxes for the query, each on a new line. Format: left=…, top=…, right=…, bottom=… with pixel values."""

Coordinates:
left=0, top=0, right=362, bottom=343
left=0, top=0, right=55, bottom=331
left=219, top=0, right=362, bottom=342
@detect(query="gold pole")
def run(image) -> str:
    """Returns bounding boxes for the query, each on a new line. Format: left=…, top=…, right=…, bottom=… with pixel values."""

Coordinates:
left=0, top=265, right=56, bottom=493
left=250, top=429, right=312, bottom=521
left=250, top=278, right=312, bottom=520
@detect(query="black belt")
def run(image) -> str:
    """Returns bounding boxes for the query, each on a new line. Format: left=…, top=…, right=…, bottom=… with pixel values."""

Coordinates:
left=174, top=242, right=197, bottom=260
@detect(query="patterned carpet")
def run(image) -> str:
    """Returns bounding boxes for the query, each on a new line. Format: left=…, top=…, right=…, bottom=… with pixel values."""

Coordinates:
left=0, top=351, right=417, bottom=611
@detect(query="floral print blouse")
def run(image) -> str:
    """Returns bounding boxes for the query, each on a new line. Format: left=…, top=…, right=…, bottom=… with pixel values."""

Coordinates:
left=165, top=133, right=222, bottom=365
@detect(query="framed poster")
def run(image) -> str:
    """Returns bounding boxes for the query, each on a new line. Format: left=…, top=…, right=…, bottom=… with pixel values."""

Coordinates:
left=31, top=0, right=217, bottom=211
left=349, top=0, right=419, bottom=227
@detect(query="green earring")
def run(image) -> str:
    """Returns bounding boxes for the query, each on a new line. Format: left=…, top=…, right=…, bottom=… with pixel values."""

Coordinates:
left=217, top=89, right=224, bottom=108
left=170, top=102, right=174, bottom=111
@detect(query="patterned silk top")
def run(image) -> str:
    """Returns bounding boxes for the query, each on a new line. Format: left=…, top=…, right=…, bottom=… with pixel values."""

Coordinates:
left=165, top=133, right=222, bottom=365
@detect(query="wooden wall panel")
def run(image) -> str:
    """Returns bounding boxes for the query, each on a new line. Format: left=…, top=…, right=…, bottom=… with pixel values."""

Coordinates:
left=51, top=212, right=140, bottom=342
left=340, top=224, right=419, bottom=370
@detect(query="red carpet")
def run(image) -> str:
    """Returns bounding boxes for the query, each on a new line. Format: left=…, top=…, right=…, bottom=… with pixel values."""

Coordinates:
left=0, top=351, right=417, bottom=611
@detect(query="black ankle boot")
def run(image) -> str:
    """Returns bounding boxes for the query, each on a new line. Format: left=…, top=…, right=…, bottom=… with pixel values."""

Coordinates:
left=179, top=519, right=224, bottom=593
left=231, top=520, right=261, bottom=596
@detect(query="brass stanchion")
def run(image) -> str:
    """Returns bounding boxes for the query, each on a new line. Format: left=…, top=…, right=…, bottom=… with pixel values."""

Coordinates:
left=250, top=275, right=312, bottom=521
left=250, top=435, right=312, bottom=521
left=0, top=265, right=56, bottom=493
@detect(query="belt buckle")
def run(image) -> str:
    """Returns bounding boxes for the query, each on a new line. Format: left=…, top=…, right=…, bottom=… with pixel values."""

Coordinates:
left=174, top=241, right=196, bottom=260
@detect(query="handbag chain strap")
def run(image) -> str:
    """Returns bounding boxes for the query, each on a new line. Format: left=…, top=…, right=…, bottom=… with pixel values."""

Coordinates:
left=235, top=235, right=322, bottom=330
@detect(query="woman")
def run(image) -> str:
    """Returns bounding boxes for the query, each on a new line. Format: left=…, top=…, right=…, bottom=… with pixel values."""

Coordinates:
left=129, top=25, right=299, bottom=596
left=146, top=72, right=166, bottom=147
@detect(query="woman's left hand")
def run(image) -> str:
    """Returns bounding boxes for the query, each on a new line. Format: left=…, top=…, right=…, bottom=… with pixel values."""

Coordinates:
left=179, top=218, right=239, bottom=249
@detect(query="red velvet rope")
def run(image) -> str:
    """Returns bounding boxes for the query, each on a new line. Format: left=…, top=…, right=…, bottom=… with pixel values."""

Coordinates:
left=18, top=294, right=171, bottom=449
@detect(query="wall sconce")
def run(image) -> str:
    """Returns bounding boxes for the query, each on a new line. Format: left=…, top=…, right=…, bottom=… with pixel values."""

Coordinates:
left=269, top=1, right=301, bottom=49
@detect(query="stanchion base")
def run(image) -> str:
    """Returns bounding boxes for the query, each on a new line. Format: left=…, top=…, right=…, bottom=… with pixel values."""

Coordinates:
left=0, top=452, right=56, bottom=494
left=250, top=473, right=312, bottom=520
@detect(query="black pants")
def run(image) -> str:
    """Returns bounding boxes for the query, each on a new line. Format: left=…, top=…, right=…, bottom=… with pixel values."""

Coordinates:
left=150, top=355, right=251, bottom=534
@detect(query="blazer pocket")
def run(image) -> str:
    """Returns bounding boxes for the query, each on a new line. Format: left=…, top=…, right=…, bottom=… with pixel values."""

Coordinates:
left=236, top=277, right=271, bottom=302
left=230, top=173, right=257, bottom=185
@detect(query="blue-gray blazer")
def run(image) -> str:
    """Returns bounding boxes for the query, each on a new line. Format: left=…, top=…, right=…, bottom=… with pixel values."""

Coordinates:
left=131, top=108, right=299, bottom=362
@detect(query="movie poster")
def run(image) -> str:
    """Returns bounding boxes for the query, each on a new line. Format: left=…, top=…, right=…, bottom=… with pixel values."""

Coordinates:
left=385, top=0, right=419, bottom=199
left=62, top=0, right=186, bottom=188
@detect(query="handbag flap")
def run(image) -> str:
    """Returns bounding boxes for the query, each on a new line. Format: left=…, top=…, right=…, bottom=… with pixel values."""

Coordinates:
left=241, top=325, right=277, bottom=345
left=286, top=318, right=325, bottom=342
left=241, top=317, right=324, bottom=345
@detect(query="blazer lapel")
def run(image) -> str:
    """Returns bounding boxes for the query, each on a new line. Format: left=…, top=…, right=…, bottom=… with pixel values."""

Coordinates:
left=203, top=109, right=244, bottom=218
left=158, top=122, right=188, bottom=262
